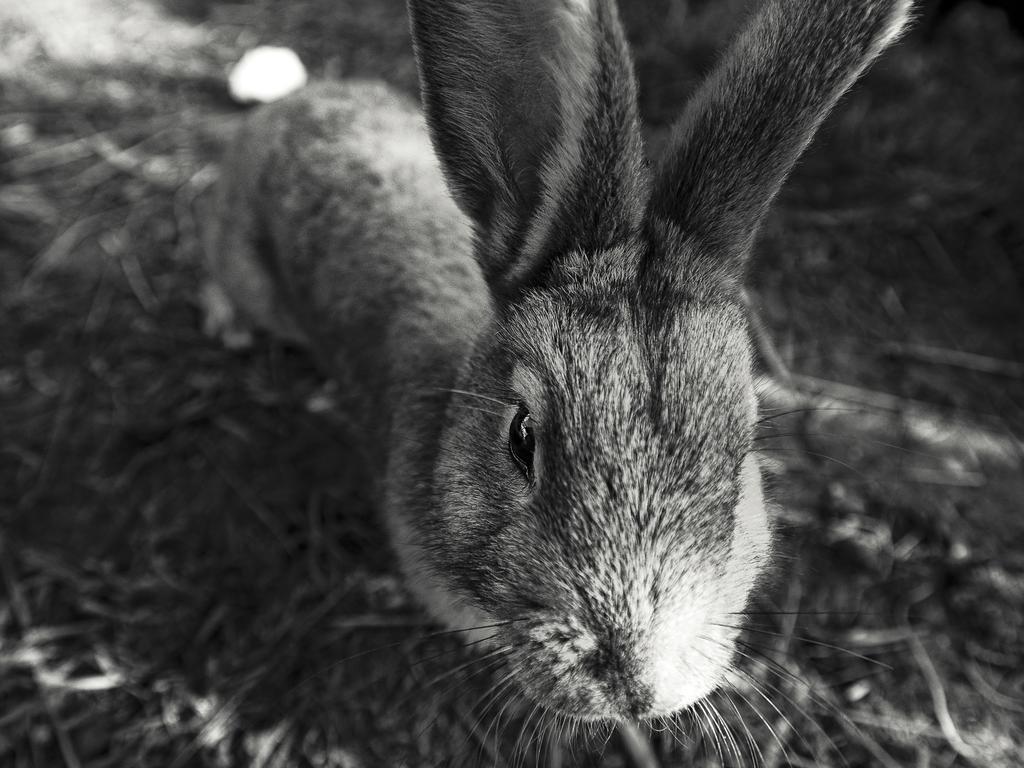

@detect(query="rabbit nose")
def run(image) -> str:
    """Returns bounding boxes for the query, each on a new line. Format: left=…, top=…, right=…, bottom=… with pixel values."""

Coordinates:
left=579, top=633, right=655, bottom=717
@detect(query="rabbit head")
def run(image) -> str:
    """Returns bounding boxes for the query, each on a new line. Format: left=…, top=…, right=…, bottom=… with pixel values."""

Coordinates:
left=405, top=0, right=912, bottom=719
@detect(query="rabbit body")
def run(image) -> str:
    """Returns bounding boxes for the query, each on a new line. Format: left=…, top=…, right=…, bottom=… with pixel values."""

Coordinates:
left=206, top=0, right=913, bottom=721
left=205, top=79, right=506, bottom=636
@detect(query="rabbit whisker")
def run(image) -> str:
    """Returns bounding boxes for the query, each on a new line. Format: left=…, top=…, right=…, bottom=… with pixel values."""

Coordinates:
left=696, top=638, right=820, bottom=765
left=726, top=609, right=864, bottom=616
left=728, top=665, right=798, bottom=765
left=720, top=686, right=761, bottom=768
left=698, top=696, right=728, bottom=764
left=754, top=429, right=937, bottom=459
left=405, top=649, right=510, bottom=746
left=430, top=387, right=512, bottom=407
left=511, top=700, right=541, bottom=768
left=723, top=682, right=770, bottom=767
left=755, top=405, right=865, bottom=425
left=713, top=622, right=892, bottom=669
left=706, top=630, right=858, bottom=768
left=449, top=403, right=504, bottom=417
left=752, top=446, right=871, bottom=478
left=409, top=631, right=499, bottom=667
left=736, top=660, right=852, bottom=768
left=462, top=662, right=524, bottom=763
left=418, top=643, right=510, bottom=691
left=418, top=616, right=529, bottom=639
left=486, top=673, right=527, bottom=763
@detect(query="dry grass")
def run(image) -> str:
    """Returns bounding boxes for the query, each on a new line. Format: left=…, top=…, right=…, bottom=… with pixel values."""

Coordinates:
left=1, top=0, right=1022, bottom=766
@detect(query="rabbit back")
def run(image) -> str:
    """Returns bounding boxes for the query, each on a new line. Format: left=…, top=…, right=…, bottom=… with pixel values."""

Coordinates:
left=205, top=81, right=487, bottom=470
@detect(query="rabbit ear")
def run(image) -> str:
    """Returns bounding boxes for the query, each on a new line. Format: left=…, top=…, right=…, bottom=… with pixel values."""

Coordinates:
left=648, top=0, right=913, bottom=283
left=408, top=0, right=648, bottom=294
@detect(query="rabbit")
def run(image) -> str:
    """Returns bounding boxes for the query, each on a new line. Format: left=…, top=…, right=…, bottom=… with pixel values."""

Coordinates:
left=202, top=0, right=913, bottom=721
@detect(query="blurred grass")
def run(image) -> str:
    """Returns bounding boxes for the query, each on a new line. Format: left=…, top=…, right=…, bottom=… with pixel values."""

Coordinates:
left=1, top=0, right=1023, bottom=766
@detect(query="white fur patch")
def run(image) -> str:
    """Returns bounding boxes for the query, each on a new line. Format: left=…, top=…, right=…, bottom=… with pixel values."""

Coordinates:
left=735, top=452, right=770, bottom=561
left=647, top=453, right=769, bottom=714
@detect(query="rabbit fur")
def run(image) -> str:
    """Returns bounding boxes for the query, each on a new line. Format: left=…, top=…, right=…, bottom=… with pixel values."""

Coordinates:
left=204, top=0, right=913, bottom=720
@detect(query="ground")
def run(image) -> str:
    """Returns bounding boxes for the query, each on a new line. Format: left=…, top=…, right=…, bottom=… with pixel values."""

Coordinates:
left=1, top=0, right=1022, bottom=767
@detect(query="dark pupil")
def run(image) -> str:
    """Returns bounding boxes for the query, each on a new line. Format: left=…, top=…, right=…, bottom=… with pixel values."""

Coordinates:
left=508, top=406, right=535, bottom=478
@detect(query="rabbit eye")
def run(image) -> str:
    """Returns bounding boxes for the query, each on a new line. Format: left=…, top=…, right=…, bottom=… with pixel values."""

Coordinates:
left=508, top=405, right=535, bottom=480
